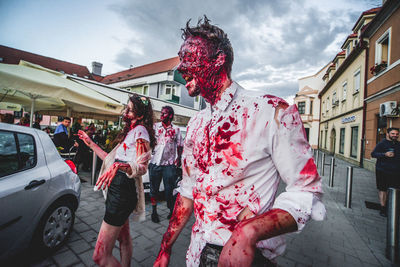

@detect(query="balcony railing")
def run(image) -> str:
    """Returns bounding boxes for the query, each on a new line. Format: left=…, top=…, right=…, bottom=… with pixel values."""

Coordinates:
left=160, top=94, right=180, bottom=104
left=300, top=114, right=313, bottom=122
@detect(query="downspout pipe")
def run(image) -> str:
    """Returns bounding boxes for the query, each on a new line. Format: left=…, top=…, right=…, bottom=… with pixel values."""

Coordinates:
left=360, top=40, right=369, bottom=168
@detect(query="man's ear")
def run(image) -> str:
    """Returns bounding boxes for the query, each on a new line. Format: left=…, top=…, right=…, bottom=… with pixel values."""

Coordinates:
left=215, top=52, right=226, bottom=68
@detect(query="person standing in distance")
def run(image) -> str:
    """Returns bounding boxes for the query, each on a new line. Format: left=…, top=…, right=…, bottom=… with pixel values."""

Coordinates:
left=149, top=106, right=183, bottom=222
left=372, top=127, right=400, bottom=217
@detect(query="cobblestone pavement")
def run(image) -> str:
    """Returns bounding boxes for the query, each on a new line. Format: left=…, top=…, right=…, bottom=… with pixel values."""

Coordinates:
left=9, top=152, right=395, bottom=266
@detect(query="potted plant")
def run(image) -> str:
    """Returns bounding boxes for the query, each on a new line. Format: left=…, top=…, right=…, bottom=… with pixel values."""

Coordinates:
left=370, top=61, right=387, bottom=75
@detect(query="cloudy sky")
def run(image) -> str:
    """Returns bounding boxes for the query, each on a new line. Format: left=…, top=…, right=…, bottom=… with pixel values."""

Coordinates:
left=0, top=0, right=381, bottom=103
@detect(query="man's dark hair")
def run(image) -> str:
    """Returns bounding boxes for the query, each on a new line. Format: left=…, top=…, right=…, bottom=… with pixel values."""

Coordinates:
left=63, top=117, right=71, bottom=122
left=182, top=15, right=234, bottom=78
left=388, top=127, right=399, bottom=134
left=162, top=105, right=174, bottom=121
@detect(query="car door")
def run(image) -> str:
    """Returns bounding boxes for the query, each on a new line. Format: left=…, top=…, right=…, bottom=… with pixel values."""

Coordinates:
left=0, top=129, right=50, bottom=259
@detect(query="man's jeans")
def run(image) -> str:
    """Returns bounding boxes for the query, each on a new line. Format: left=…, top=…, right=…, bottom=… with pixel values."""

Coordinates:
left=199, top=243, right=276, bottom=267
left=149, top=163, right=177, bottom=209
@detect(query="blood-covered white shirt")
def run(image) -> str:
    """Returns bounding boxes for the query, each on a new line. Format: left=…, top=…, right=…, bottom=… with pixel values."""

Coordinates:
left=150, top=122, right=183, bottom=166
left=177, top=82, right=326, bottom=266
left=115, top=125, right=150, bottom=162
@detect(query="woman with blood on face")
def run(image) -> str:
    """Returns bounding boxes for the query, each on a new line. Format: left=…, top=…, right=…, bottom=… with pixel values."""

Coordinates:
left=78, top=94, right=156, bottom=267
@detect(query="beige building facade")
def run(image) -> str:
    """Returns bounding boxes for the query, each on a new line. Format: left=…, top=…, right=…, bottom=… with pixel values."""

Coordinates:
left=319, top=8, right=380, bottom=165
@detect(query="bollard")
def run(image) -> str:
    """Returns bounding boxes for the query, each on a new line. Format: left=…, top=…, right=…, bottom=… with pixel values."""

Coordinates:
left=321, top=153, right=326, bottom=176
left=316, top=150, right=320, bottom=169
left=329, top=157, right=335, bottom=187
left=387, top=188, right=399, bottom=263
left=91, top=150, right=97, bottom=185
left=345, top=166, right=353, bottom=208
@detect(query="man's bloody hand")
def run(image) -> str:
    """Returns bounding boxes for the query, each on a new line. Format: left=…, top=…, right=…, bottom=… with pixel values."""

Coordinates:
left=218, top=221, right=256, bottom=267
left=153, top=247, right=171, bottom=267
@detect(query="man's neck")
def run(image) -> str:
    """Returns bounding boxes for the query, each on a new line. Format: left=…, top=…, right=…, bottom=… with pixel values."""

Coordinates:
left=162, top=121, right=171, bottom=129
left=210, top=77, right=232, bottom=106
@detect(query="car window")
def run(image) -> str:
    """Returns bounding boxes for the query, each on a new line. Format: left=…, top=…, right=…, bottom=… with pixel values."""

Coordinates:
left=17, top=133, right=36, bottom=170
left=0, top=130, right=36, bottom=177
left=0, top=131, right=18, bottom=177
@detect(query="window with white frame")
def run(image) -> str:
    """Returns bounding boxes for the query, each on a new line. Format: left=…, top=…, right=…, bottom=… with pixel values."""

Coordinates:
left=353, top=69, right=360, bottom=93
left=375, top=27, right=391, bottom=65
left=346, top=44, right=351, bottom=57
left=297, top=101, right=306, bottom=114
left=142, top=85, right=149, bottom=95
left=165, top=84, right=176, bottom=95
left=326, top=97, right=330, bottom=111
left=332, top=92, right=337, bottom=106
left=342, top=81, right=347, bottom=100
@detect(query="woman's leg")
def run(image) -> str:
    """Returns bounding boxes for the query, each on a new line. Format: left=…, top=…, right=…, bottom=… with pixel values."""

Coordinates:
left=93, top=221, right=122, bottom=267
left=117, top=220, right=132, bottom=267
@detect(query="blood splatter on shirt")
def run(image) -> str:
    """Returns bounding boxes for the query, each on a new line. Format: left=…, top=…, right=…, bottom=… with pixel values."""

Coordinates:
left=177, top=82, right=325, bottom=266
left=150, top=122, right=183, bottom=166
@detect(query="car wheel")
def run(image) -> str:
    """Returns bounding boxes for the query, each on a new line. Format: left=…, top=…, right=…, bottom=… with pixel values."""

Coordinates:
left=33, top=201, right=75, bottom=254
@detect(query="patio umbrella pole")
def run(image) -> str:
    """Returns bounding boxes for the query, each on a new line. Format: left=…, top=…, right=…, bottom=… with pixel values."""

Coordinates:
left=29, top=97, right=35, bottom=127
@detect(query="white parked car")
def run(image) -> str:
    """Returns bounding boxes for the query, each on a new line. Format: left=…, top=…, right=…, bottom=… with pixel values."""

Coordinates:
left=0, top=123, right=81, bottom=262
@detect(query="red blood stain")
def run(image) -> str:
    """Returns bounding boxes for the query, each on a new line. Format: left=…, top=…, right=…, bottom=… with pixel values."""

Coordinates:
left=300, top=158, right=317, bottom=177
left=218, top=212, right=237, bottom=231
left=263, top=94, right=289, bottom=109
left=222, top=122, right=230, bottom=130
left=159, top=194, right=191, bottom=256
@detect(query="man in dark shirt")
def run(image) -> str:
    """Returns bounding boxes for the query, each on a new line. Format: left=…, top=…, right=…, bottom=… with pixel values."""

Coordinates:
left=371, top=127, right=400, bottom=216
left=53, top=117, right=78, bottom=153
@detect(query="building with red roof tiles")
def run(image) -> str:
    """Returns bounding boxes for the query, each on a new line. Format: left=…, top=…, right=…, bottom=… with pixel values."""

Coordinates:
left=101, top=57, right=204, bottom=111
left=0, top=45, right=94, bottom=79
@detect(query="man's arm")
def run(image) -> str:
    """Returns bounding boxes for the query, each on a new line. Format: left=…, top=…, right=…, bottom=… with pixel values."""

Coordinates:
left=371, top=141, right=386, bottom=158
left=219, top=209, right=297, bottom=267
left=175, top=145, right=183, bottom=167
left=154, top=194, right=193, bottom=267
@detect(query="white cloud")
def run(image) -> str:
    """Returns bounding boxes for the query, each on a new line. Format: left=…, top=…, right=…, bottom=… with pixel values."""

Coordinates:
left=0, top=0, right=382, bottom=97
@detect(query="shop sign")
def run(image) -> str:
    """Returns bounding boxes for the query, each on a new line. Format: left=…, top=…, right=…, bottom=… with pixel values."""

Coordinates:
left=342, top=115, right=356, bottom=124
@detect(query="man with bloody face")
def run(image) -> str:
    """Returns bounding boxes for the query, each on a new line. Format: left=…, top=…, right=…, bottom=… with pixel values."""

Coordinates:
left=149, top=106, right=184, bottom=222
left=154, top=17, right=326, bottom=267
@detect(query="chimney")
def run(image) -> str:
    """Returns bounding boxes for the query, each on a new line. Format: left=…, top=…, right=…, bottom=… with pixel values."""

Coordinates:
left=92, top=61, right=103, bottom=76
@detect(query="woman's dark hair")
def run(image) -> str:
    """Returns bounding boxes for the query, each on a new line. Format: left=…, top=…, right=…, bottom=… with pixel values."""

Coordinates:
left=181, top=15, right=234, bottom=78
left=116, top=93, right=156, bottom=149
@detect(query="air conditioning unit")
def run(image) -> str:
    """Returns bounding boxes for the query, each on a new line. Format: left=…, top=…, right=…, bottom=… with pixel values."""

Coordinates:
left=380, top=101, right=398, bottom=117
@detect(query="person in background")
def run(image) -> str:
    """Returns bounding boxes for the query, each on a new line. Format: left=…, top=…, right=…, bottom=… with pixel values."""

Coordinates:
left=1, top=113, right=14, bottom=124
left=86, top=122, right=96, bottom=138
left=78, top=94, right=156, bottom=267
left=32, top=117, right=41, bottom=129
left=72, top=118, right=82, bottom=134
left=18, top=116, right=30, bottom=127
left=149, top=106, right=183, bottom=223
left=371, top=127, right=400, bottom=217
left=53, top=117, right=78, bottom=153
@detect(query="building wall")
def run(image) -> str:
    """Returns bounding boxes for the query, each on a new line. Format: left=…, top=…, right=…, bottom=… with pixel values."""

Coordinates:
left=320, top=108, right=363, bottom=164
left=364, top=91, right=400, bottom=171
left=296, top=65, right=329, bottom=149
left=363, top=6, right=400, bottom=171
left=319, top=51, right=365, bottom=163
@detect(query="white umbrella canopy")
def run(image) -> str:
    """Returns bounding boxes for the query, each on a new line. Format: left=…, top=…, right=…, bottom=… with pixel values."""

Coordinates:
left=0, top=61, right=124, bottom=124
